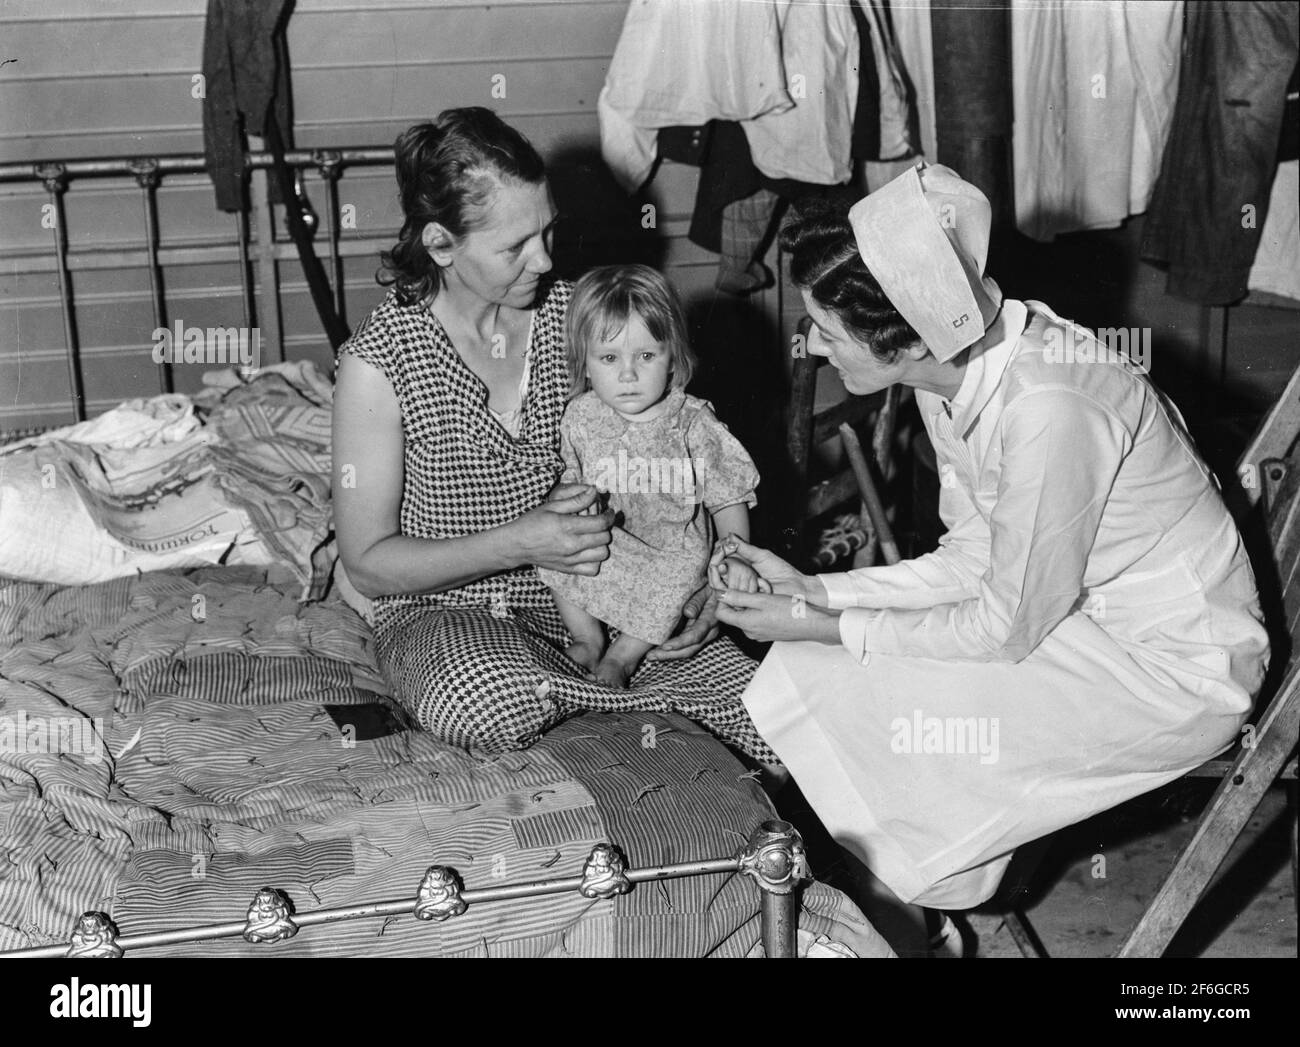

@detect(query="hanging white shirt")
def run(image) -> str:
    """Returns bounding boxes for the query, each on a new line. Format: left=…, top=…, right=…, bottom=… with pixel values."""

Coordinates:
left=597, top=0, right=857, bottom=192
left=740, top=0, right=862, bottom=183
left=1012, top=1, right=1183, bottom=241
left=1247, top=159, right=1300, bottom=302
left=890, top=0, right=937, bottom=162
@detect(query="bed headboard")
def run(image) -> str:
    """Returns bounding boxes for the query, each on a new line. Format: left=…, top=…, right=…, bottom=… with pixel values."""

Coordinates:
left=0, top=147, right=397, bottom=443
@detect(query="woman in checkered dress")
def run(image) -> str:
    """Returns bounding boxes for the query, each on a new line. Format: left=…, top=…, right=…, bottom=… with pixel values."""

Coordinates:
left=332, top=109, right=775, bottom=761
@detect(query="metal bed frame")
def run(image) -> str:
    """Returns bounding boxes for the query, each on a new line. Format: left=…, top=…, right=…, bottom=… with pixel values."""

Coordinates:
left=0, top=148, right=815, bottom=958
left=0, top=145, right=396, bottom=438
left=1, top=820, right=809, bottom=958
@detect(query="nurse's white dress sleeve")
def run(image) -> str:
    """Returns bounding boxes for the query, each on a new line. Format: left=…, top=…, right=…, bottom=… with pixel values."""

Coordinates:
left=835, top=388, right=1132, bottom=663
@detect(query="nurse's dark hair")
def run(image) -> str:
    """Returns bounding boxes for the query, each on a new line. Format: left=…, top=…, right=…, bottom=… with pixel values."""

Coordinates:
left=379, top=108, right=547, bottom=306
left=778, top=193, right=921, bottom=362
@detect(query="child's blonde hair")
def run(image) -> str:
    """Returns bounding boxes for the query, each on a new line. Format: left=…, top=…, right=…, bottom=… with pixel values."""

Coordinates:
left=565, top=265, right=696, bottom=399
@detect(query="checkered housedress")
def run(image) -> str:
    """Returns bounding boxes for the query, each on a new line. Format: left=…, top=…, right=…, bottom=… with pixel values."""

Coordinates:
left=337, top=280, right=775, bottom=761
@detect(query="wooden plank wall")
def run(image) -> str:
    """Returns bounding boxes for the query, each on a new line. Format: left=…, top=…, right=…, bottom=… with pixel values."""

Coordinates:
left=0, top=0, right=785, bottom=431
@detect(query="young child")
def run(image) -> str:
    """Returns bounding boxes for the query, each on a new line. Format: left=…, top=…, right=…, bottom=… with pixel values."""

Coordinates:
left=537, top=265, right=761, bottom=688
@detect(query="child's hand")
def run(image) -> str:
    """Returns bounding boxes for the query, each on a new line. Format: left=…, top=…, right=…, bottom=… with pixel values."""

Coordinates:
left=709, top=539, right=771, bottom=594
left=707, top=544, right=729, bottom=591
left=714, top=555, right=759, bottom=594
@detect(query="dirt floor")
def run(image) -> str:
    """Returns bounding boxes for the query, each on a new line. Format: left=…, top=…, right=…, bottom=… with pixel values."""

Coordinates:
left=775, top=778, right=1296, bottom=959
left=968, top=783, right=1296, bottom=958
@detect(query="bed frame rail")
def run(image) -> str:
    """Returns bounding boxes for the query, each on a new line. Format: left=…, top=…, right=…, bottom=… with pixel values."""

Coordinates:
left=0, top=146, right=395, bottom=435
left=0, top=820, right=808, bottom=959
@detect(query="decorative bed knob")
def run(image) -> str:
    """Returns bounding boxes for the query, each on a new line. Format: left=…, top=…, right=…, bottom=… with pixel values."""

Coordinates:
left=66, top=912, right=123, bottom=958
left=415, top=866, right=468, bottom=921
left=738, top=820, right=810, bottom=895
left=126, top=157, right=160, bottom=190
left=34, top=161, right=68, bottom=195
left=579, top=843, right=631, bottom=899
left=242, top=887, right=298, bottom=943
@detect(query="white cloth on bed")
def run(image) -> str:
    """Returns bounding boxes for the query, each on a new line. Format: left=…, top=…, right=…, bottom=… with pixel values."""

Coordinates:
left=0, top=363, right=333, bottom=598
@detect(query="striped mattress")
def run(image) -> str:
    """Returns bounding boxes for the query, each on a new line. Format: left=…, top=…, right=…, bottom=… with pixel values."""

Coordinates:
left=0, top=565, right=887, bottom=957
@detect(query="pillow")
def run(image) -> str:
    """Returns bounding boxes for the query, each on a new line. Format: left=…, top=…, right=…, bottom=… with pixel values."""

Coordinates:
left=0, top=364, right=340, bottom=592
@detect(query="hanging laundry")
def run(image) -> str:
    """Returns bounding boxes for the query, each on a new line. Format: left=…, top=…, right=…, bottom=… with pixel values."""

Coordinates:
left=597, top=0, right=858, bottom=193
left=1142, top=1, right=1299, bottom=304
left=854, top=0, right=914, bottom=162
left=201, top=0, right=295, bottom=213
left=660, top=120, right=823, bottom=293
left=1011, top=0, right=1183, bottom=243
left=657, top=121, right=800, bottom=254
left=740, top=0, right=861, bottom=184
left=718, top=189, right=781, bottom=294
left=853, top=0, right=924, bottom=193
left=888, top=0, right=938, bottom=162
left=694, top=0, right=921, bottom=291
left=1247, top=62, right=1300, bottom=303
left=597, top=0, right=788, bottom=193
left=1247, top=160, right=1300, bottom=302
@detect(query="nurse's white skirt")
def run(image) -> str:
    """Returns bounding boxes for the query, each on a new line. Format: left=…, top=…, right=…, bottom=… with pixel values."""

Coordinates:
left=742, top=612, right=1256, bottom=909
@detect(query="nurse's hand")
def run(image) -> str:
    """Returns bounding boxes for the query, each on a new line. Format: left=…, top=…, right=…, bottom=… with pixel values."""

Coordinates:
left=715, top=589, right=841, bottom=644
left=708, top=537, right=817, bottom=601
left=645, top=583, right=720, bottom=662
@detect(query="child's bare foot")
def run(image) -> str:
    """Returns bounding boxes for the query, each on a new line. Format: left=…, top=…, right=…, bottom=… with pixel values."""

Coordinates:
left=591, top=633, right=653, bottom=688
left=565, top=639, right=604, bottom=675
left=592, top=653, right=636, bottom=689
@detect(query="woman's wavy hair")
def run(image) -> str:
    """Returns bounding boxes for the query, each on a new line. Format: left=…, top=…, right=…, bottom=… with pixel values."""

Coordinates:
left=379, top=108, right=547, bottom=306
left=566, top=265, right=695, bottom=400
left=777, top=193, right=922, bottom=362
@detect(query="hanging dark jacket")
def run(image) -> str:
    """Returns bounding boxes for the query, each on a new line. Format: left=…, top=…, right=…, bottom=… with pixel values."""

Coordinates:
left=202, top=0, right=295, bottom=212
left=1142, top=1, right=1299, bottom=305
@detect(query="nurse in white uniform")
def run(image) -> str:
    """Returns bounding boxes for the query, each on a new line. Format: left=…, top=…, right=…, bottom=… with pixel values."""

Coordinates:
left=714, top=163, right=1270, bottom=910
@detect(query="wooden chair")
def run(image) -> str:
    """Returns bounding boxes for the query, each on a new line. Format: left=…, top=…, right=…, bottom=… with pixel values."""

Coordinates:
left=782, top=315, right=900, bottom=569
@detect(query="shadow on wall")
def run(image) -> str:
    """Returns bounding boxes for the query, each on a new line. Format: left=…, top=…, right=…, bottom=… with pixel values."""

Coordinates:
left=547, top=147, right=666, bottom=277
left=682, top=290, right=792, bottom=550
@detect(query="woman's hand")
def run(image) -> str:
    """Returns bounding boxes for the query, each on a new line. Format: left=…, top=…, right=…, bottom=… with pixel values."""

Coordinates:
left=715, top=589, right=842, bottom=644
left=547, top=481, right=602, bottom=514
left=645, top=583, right=720, bottom=662
left=511, top=485, right=614, bottom=575
left=708, top=537, right=817, bottom=601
